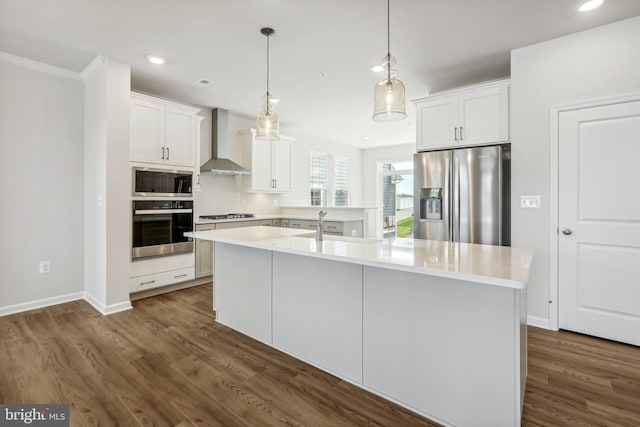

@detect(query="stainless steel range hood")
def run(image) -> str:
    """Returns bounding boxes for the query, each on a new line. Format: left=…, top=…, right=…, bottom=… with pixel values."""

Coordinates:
left=200, top=108, right=250, bottom=175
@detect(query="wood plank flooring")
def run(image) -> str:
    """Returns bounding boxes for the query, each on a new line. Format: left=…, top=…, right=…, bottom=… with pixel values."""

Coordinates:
left=1, top=284, right=639, bottom=426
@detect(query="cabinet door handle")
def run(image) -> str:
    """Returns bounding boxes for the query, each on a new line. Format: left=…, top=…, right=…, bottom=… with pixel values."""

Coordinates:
left=161, top=147, right=166, bottom=159
left=196, top=173, right=200, bottom=185
left=140, top=280, right=156, bottom=286
left=174, top=273, right=187, bottom=279
left=454, top=127, right=458, bottom=141
left=460, top=126, right=464, bottom=141
left=166, top=147, right=170, bottom=160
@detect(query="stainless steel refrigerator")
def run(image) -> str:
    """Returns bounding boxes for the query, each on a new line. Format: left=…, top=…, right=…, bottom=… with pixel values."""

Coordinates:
left=413, top=144, right=510, bottom=246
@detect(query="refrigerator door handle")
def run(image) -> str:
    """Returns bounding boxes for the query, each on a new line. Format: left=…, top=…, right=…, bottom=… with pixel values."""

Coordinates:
left=452, top=155, right=460, bottom=242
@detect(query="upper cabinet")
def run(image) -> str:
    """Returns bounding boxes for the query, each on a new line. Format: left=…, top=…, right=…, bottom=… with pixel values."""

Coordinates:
left=414, top=79, right=509, bottom=152
left=242, top=129, right=294, bottom=193
left=130, top=93, right=201, bottom=168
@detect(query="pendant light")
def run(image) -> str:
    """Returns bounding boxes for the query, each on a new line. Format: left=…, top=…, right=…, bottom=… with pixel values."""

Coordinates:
left=256, top=27, right=280, bottom=140
left=372, top=0, right=406, bottom=121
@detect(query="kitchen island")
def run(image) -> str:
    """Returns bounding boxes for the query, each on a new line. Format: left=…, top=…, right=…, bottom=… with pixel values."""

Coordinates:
left=185, top=226, right=533, bottom=427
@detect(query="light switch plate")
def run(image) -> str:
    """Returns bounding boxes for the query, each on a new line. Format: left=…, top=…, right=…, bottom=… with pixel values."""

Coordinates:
left=520, top=195, right=541, bottom=208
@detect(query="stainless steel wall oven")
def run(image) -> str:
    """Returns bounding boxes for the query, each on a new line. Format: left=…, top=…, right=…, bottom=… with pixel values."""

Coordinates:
left=132, top=200, right=193, bottom=260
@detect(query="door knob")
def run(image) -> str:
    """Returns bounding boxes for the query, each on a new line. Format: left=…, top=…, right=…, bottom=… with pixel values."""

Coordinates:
left=562, top=228, right=573, bottom=235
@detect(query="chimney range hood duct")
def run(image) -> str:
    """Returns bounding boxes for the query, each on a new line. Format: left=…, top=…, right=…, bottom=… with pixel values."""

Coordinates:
left=200, top=108, right=250, bottom=175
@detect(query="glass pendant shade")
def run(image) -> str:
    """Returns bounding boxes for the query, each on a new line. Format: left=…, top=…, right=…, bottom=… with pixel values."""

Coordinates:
left=256, top=94, right=280, bottom=140
left=256, top=27, right=280, bottom=141
left=372, top=0, right=407, bottom=122
left=372, top=55, right=407, bottom=121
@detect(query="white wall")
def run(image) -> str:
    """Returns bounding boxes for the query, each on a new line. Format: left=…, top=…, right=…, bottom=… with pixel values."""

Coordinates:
left=84, top=57, right=131, bottom=313
left=0, top=57, right=85, bottom=313
left=511, top=16, right=640, bottom=326
left=195, top=111, right=363, bottom=217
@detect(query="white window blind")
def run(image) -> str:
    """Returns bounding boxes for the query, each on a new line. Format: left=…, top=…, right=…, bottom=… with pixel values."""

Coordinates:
left=310, top=152, right=328, bottom=206
left=334, top=158, right=349, bottom=207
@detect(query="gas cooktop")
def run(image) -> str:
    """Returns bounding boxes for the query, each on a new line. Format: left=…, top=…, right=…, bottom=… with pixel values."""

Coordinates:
left=200, top=213, right=256, bottom=220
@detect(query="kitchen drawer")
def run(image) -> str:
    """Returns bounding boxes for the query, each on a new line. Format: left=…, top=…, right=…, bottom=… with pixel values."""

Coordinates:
left=195, top=223, right=216, bottom=231
left=289, top=219, right=317, bottom=230
left=129, top=267, right=195, bottom=293
left=258, top=219, right=274, bottom=226
left=323, top=222, right=343, bottom=233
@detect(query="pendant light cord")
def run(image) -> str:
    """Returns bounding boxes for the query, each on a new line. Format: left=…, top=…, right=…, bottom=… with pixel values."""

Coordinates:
left=266, top=32, right=270, bottom=113
left=387, top=0, right=391, bottom=82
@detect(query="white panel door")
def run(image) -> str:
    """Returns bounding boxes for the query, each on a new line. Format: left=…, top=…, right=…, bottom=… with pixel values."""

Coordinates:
left=164, top=106, right=194, bottom=167
left=416, top=96, right=458, bottom=151
left=271, top=139, right=292, bottom=192
left=250, top=140, right=274, bottom=191
left=559, top=100, right=640, bottom=346
left=130, top=97, right=164, bottom=164
left=458, top=85, right=509, bottom=145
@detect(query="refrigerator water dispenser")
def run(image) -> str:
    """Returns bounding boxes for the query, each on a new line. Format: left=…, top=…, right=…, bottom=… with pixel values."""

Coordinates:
left=420, top=188, right=443, bottom=220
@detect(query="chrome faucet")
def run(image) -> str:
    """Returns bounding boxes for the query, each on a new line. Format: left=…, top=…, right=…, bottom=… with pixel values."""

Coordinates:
left=316, top=210, right=327, bottom=241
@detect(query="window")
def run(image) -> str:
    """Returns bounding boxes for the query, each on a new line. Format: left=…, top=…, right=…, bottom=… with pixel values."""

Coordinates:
left=334, top=158, right=349, bottom=207
left=310, top=152, right=328, bottom=206
left=309, top=152, right=351, bottom=207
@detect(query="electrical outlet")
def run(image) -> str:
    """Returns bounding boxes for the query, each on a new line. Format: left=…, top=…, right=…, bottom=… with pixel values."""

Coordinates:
left=351, top=230, right=357, bottom=237
left=39, top=261, right=51, bottom=274
left=520, top=195, right=541, bottom=208
left=273, top=198, right=278, bottom=207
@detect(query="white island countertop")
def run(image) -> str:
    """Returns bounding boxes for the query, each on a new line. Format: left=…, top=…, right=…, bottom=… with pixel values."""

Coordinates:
left=186, top=226, right=533, bottom=289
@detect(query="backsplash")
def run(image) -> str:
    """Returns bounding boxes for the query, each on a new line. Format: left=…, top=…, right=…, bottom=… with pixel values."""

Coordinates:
left=194, top=173, right=281, bottom=217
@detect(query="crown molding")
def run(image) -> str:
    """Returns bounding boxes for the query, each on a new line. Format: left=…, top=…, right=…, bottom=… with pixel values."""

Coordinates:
left=80, top=55, right=106, bottom=80
left=0, top=51, right=82, bottom=81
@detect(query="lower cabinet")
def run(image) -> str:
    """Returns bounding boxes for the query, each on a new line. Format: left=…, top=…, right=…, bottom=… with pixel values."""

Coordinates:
left=130, top=252, right=195, bottom=294
left=195, top=224, right=215, bottom=278
left=129, top=267, right=195, bottom=293
left=288, top=219, right=363, bottom=237
left=195, top=220, right=275, bottom=279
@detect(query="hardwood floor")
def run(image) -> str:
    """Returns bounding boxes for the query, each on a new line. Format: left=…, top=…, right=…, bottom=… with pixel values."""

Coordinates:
left=0, top=285, right=437, bottom=426
left=522, top=326, right=640, bottom=426
left=1, top=284, right=638, bottom=426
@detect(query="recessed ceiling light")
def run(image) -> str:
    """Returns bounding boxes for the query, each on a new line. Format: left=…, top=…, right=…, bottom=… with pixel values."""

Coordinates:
left=319, top=72, right=327, bottom=79
left=370, top=64, right=384, bottom=73
left=146, top=55, right=166, bottom=65
left=577, top=0, right=603, bottom=12
left=362, top=136, right=371, bottom=140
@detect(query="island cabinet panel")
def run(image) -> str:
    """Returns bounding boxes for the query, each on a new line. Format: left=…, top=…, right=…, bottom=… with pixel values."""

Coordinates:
left=214, top=242, right=272, bottom=344
left=272, top=253, right=363, bottom=383
left=362, top=266, right=521, bottom=427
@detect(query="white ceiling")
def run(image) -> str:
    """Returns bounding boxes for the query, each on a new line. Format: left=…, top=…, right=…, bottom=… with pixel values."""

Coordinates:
left=1, top=0, right=639, bottom=148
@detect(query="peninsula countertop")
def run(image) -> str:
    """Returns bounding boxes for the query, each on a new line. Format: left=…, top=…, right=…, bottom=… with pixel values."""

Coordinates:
left=185, top=226, right=533, bottom=289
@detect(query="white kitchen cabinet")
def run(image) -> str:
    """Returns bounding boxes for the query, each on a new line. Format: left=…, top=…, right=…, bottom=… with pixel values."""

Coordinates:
left=414, top=79, right=509, bottom=152
left=130, top=93, right=201, bottom=167
left=129, top=252, right=195, bottom=294
left=242, top=129, right=293, bottom=193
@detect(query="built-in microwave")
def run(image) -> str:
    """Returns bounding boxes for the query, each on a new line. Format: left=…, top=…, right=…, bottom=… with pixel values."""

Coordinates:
left=133, top=167, right=192, bottom=197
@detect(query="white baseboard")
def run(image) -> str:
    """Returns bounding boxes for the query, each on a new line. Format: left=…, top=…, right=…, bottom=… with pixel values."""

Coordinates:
left=527, top=315, right=552, bottom=330
left=83, top=292, right=132, bottom=315
left=0, top=291, right=84, bottom=317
